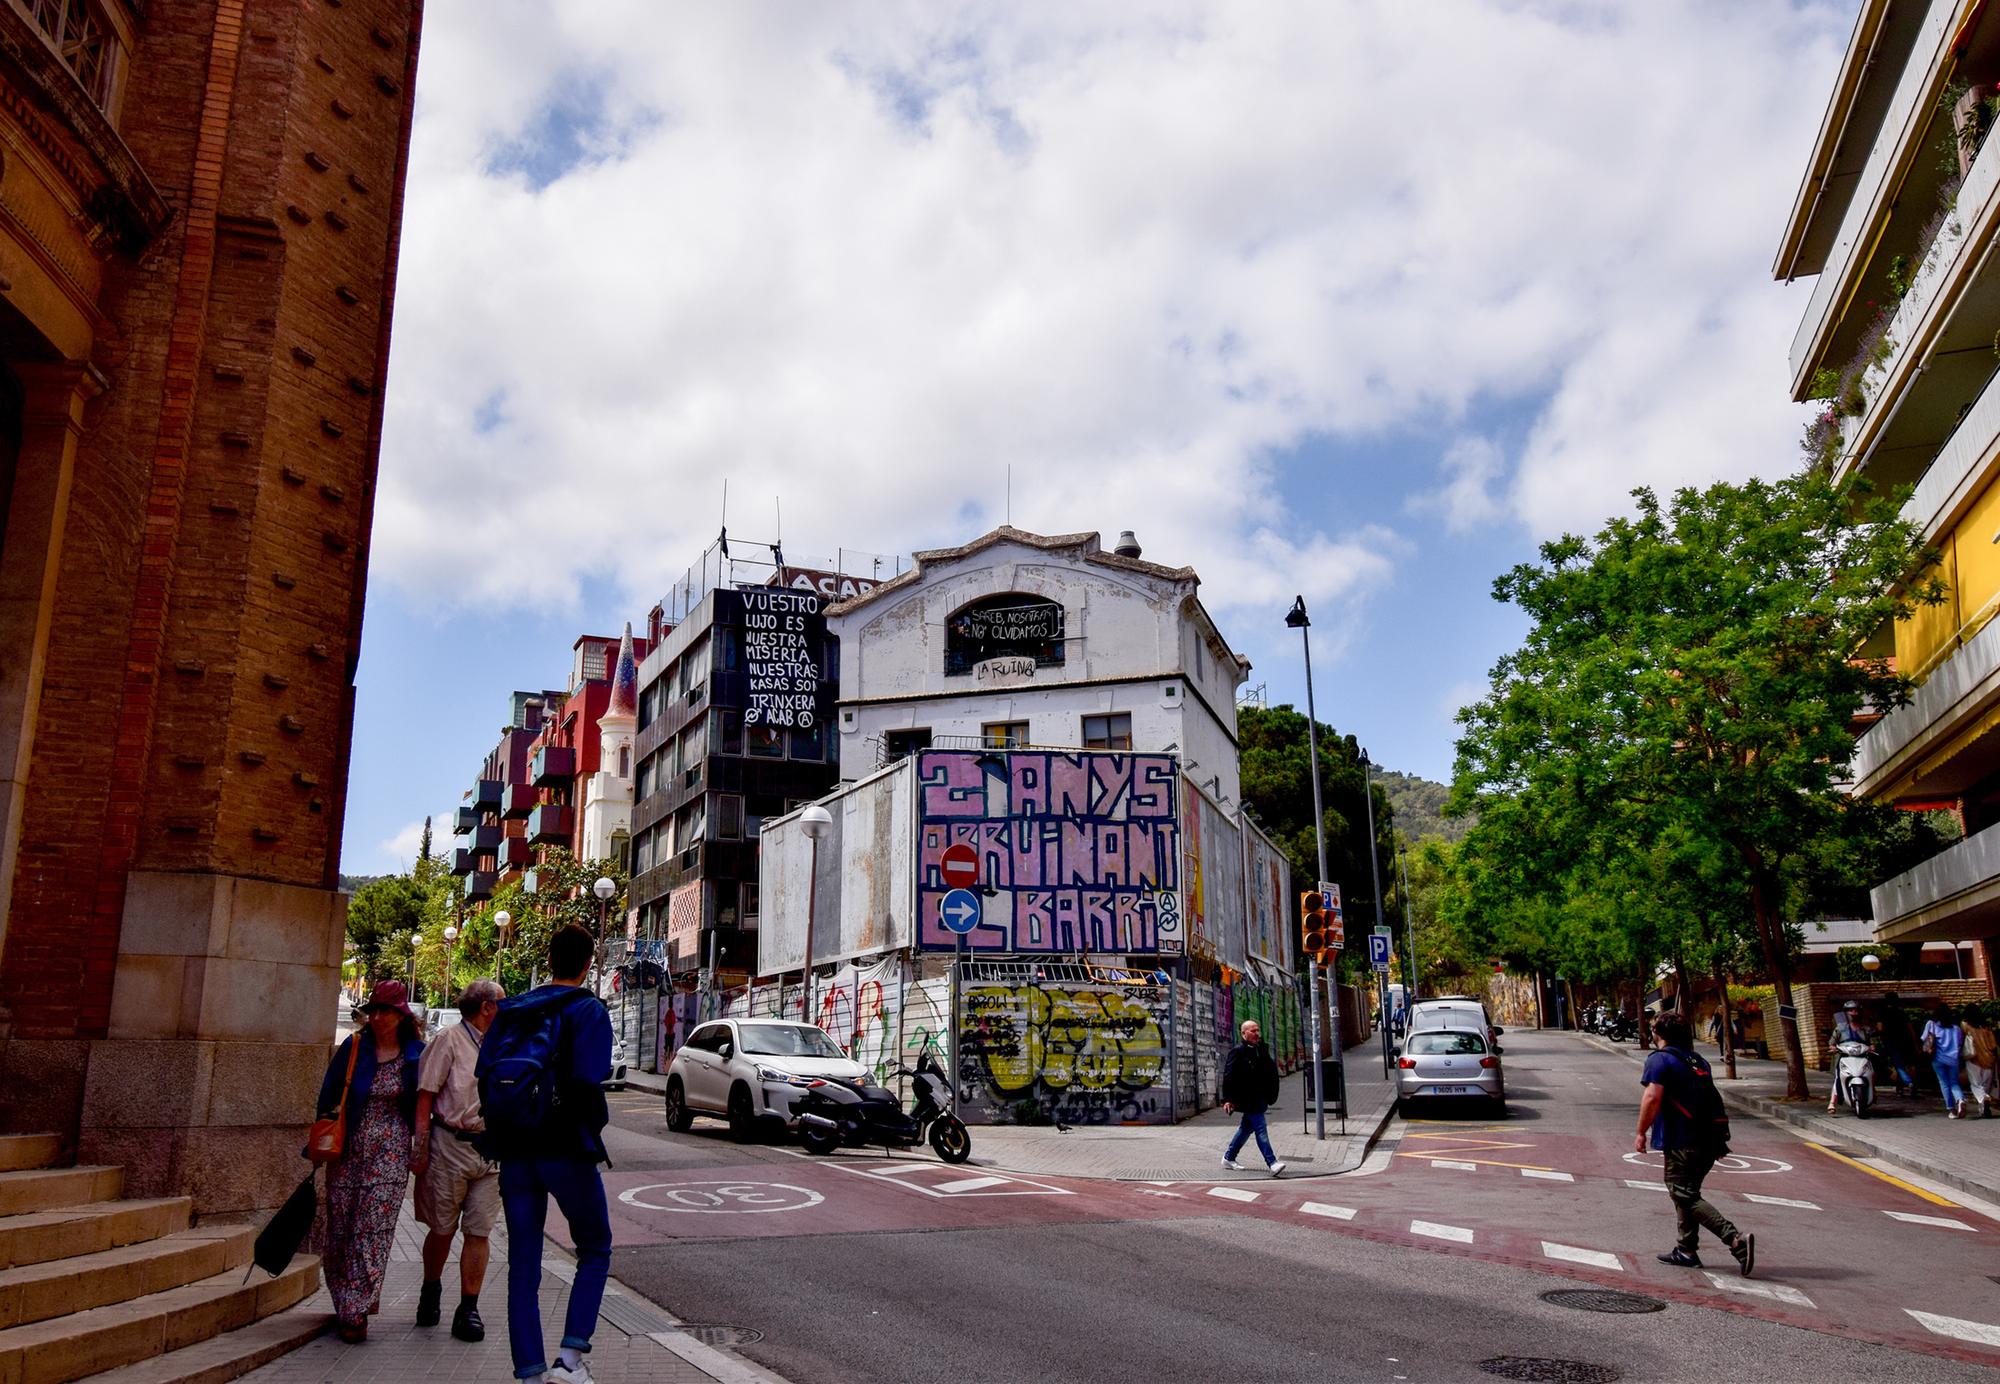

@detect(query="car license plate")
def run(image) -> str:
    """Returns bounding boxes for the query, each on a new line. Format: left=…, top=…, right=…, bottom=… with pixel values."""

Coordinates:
left=1427, top=1085, right=1476, bottom=1096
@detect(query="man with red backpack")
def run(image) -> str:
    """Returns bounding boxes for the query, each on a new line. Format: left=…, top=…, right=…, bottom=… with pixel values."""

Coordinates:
left=1636, top=1010, right=1755, bottom=1276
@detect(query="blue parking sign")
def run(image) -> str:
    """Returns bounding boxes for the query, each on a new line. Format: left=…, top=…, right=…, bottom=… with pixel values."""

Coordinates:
left=1367, top=933, right=1392, bottom=967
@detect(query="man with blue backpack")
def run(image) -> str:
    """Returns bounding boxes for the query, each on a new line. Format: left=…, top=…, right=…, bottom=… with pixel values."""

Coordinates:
left=477, top=924, right=615, bottom=1384
left=1636, top=1010, right=1754, bottom=1276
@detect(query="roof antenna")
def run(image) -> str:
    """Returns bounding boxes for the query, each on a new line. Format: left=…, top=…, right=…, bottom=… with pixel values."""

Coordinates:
left=1007, top=464, right=1012, bottom=527
left=719, top=479, right=729, bottom=558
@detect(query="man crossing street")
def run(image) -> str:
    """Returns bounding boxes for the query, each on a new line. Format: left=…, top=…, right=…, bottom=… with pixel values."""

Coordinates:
left=1221, top=1019, right=1285, bottom=1176
left=1636, top=1011, right=1754, bottom=1275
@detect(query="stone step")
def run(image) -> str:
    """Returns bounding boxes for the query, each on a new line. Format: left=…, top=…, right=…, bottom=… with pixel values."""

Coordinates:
left=0, top=1137, right=61, bottom=1174
left=0, top=1200, right=192, bottom=1272
left=0, top=1167, right=123, bottom=1218
left=0, top=1222, right=257, bottom=1329
left=0, top=1256, right=320, bottom=1384
left=71, top=1308, right=328, bottom=1384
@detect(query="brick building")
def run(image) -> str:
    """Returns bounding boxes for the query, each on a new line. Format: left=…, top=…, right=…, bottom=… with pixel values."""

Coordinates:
left=0, top=0, right=423, bottom=1215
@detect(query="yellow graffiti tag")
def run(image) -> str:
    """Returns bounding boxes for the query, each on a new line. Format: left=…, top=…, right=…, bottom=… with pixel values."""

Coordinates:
left=962, top=984, right=1166, bottom=1095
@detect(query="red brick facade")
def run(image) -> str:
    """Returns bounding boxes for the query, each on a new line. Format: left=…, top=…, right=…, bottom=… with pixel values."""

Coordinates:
left=0, top=0, right=421, bottom=1054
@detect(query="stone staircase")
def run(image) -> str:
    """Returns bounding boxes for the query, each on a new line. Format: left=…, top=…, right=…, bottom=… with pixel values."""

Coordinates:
left=0, top=1134, right=324, bottom=1384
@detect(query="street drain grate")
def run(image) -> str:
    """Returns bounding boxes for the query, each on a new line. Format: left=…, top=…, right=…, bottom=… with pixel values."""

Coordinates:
left=1480, top=1358, right=1623, bottom=1383
left=1540, top=1288, right=1665, bottom=1315
left=678, top=1326, right=765, bottom=1347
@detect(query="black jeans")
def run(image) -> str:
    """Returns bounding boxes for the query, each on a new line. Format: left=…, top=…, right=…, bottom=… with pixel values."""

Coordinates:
left=1663, top=1147, right=1740, bottom=1254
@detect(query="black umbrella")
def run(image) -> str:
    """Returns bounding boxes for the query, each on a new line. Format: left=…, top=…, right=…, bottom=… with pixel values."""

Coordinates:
left=250, top=1171, right=319, bottom=1278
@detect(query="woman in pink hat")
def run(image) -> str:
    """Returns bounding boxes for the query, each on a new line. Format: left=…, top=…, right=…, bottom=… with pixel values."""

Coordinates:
left=314, top=979, right=425, bottom=1341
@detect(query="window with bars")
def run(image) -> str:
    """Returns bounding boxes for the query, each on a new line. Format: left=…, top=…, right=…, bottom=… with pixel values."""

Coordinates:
left=15, top=0, right=117, bottom=107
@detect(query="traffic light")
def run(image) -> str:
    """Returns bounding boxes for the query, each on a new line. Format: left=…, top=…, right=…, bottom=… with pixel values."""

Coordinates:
left=1301, top=888, right=1343, bottom=966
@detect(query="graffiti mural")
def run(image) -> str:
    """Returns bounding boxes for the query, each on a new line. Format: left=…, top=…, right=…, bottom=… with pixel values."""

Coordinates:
left=915, top=750, right=1181, bottom=953
left=957, top=978, right=1172, bottom=1125
left=1243, top=826, right=1290, bottom=968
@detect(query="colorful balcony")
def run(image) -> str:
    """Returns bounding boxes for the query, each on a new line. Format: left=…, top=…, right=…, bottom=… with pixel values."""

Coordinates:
left=495, top=836, right=532, bottom=870
left=467, top=823, right=501, bottom=852
left=522, top=869, right=543, bottom=895
left=470, top=779, right=503, bottom=813
left=465, top=871, right=498, bottom=902
left=528, top=803, right=573, bottom=845
left=500, top=784, right=537, bottom=818
left=450, top=847, right=474, bottom=876
left=452, top=806, right=477, bottom=835
left=533, top=745, right=576, bottom=785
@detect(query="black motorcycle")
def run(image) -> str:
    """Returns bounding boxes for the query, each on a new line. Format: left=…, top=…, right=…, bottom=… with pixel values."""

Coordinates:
left=795, top=1045, right=971, bottom=1163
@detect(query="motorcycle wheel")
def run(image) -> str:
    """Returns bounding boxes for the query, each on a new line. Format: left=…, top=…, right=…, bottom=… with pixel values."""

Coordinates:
left=801, top=1125, right=841, bottom=1155
left=930, top=1115, right=972, bottom=1164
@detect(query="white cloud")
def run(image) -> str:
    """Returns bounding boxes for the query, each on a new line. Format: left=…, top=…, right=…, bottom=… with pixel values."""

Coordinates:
left=375, top=0, right=1846, bottom=618
left=1417, top=436, right=1509, bottom=534
left=371, top=813, right=456, bottom=876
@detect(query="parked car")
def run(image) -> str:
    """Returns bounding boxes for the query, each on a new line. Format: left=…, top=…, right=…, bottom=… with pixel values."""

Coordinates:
left=1396, top=1025, right=1505, bottom=1116
left=663, top=1018, right=870, bottom=1141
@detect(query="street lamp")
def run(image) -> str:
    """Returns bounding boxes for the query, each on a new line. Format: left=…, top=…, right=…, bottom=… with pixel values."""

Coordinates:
left=592, top=875, right=616, bottom=994
left=494, top=908, right=513, bottom=983
left=799, top=804, right=834, bottom=1019
left=1359, top=749, right=1391, bottom=1078
left=1286, top=595, right=1341, bottom=1140
left=407, top=931, right=423, bottom=1003
left=442, top=924, right=459, bottom=1002
left=1861, top=952, right=1881, bottom=973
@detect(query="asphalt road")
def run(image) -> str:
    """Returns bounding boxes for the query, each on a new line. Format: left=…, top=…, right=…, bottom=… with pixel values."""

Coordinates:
left=590, top=1031, right=2000, bottom=1383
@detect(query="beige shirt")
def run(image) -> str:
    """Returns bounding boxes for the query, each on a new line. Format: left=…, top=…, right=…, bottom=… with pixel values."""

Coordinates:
left=417, top=1020, right=485, bottom=1132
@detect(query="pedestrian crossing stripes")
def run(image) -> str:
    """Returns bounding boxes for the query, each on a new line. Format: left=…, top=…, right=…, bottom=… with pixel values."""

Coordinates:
left=1299, top=1202, right=1357, bottom=1221
left=1882, top=1210, right=1976, bottom=1231
left=1623, top=1179, right=1667, bottom=1192
left=1906, top=1309, right=2000, bottom=1347
left=1704, top=1272, right=1813, bottom=1309
left=1207, top=1187, right=1260, bottom=1203
left=1410, top=1220, right=1474, bottom=1243
left=1520, top=1169, right=1573, bottom=1182
left=1430, top=1159, right=1478, bottom=1171
left=1742, top=1194, right=1819, bottom=1210
left=1540, top=1241, right=1621, bottom=1271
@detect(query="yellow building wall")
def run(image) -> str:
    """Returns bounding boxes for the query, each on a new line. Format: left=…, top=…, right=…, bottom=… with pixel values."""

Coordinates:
left=1898, top=540, right=1959, bottom=678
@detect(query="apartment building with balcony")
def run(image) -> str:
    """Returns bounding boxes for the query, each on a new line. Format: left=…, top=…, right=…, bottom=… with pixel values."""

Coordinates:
left=1778, top=0, right=2000, bottom=987
left=450, top=690, right=561, bottom=902
left=628, top=547, right=864, bottom=976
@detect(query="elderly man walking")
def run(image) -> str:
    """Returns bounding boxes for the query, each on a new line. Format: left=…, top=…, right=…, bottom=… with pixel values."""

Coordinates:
left=1221, top=1019, right=1286, bottom=1176
left=412, top=978, right=505, bottom=1342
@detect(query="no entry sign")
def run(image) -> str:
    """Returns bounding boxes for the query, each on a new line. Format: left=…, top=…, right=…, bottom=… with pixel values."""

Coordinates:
left=940, top=843, right=980, bottom=889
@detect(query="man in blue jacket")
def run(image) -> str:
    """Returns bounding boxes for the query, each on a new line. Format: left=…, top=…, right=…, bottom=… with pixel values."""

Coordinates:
left=484, top=925, right=614, bottom=1384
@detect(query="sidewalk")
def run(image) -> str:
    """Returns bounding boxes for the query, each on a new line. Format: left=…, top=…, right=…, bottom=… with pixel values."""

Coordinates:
left=1573, top=1029, right=2000, bottom=1206
left=629, top=1051, right=1398, bottom=1181
left=240, top=1198, right=789, bottom=1384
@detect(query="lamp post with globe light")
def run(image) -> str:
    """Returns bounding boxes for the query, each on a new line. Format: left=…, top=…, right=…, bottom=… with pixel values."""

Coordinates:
left=799, top=804, right=834, bottom=1020
left=592, top=875, right=617, bottom=995
left=407, top=931, right=423, bottom=1004
left=494, top=908, right=513, bottom=987
left=442, top=925, right=458, bottom=1003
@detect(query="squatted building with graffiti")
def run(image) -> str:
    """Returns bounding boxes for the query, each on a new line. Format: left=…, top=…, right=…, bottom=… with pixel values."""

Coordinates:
left=753, top=527, right=1308, bottom=1126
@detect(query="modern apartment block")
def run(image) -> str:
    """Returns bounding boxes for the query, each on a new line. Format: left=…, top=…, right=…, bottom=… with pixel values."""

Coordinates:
left=1778, top=0, right=2000, bottom=988
left=628, top=545, right=869, bottom=975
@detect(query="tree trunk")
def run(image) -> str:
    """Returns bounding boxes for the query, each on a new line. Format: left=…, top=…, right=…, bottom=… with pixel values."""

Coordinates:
left=1673, top=952, right=1693, bottom=1021
left=1713, top=959, right=1737, bottom=1081
left=1748, top=864, right=1809, bottom=1099
left=1635, top=972, right=1651, bottom=1047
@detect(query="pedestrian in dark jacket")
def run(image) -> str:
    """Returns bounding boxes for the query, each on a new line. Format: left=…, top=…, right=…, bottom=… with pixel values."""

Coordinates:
left=1221, top=1020, right=1285, bottom=1176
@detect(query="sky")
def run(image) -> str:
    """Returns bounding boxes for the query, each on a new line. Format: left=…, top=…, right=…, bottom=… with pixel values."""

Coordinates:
left=342, top=0, right=1854, bottom=877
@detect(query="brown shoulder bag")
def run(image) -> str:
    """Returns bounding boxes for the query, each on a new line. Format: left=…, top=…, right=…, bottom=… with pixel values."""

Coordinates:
left=306, top=1037, right=361, bottom=1163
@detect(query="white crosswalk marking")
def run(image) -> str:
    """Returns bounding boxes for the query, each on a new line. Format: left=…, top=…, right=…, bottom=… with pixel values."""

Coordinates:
left=932, top=1176, right=1008, bottom=1193
left=1624, top=1179, right=1668, bottom=1192
left=1520, top=1169, right=1574, bottom=1182
left=1208, top=1186, right=1260, bottom=1203
left=1410, top=1220, right=1474, bottom=1243
left=1703, top=1271, right=1813, bottom=1308
left=1742, top=1194, right=1819, bottom=1210
left=1906, top=1310, right=2000, bottom=1347
left=1299, top=1201, right=1357, bottom=1221
left=1541, top=1242, right=1622, bottom=1271
left=1884, top=1210, right=1976, bottom=1231
left=1431, top=1159, right=1478, bottom=1171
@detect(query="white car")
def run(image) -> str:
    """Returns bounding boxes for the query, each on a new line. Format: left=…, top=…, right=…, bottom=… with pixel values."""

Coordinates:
left=663, top=1018, right=869, bottom=1141
left=1410, top=997, right=1503, bottom=1048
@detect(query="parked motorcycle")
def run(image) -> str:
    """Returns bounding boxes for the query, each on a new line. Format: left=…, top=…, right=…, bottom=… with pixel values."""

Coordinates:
left=1833, top=1039, right=1875, bottom=1118
left=796, top=1045, right=972, bottom=1163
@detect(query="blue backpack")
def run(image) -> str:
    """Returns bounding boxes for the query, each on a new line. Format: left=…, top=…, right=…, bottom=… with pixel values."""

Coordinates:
left=476, top=987, right=590, bottom=1157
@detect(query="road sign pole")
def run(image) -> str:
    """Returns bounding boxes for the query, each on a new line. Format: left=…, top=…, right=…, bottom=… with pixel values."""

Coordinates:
left=1289, top=600, right=1338, bottom=1142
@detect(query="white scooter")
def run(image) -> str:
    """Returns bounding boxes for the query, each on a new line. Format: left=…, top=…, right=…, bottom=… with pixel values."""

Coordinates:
left=1833, top=1039, right=1875, bottom=1118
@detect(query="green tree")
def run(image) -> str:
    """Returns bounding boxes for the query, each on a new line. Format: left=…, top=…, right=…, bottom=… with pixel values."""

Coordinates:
left=1450, top=474, right=1939, bottom=1098
left=346, top=876, right=426, bottom=985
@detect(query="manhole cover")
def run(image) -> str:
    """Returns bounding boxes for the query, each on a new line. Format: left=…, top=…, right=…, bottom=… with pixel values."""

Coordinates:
left=1540, top=1288, right=1665, bottom=1314
left=1480, top=1358, right=1623, bottom=1383
left=679, top=1326, right=764, bottom=1347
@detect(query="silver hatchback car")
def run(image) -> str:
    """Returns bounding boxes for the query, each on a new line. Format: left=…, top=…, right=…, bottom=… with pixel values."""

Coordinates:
left=1396, top=1025, right=1505, bottom=1116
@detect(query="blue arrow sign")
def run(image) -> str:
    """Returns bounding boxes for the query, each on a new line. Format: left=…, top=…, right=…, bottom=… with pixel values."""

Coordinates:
left=940, top=888, right=982, bottom=936
left=1367, top=933, right=1392, bottom=966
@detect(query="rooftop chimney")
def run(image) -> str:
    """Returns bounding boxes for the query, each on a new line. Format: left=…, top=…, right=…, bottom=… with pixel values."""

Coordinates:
left=1113, top=530, right=1142, bottom=559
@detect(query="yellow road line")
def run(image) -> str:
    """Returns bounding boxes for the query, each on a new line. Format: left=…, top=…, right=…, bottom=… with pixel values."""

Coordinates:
left=1801, top=1141, right=1958, bottom=1208
left=1394, top=1151, right=1556, bottom=1172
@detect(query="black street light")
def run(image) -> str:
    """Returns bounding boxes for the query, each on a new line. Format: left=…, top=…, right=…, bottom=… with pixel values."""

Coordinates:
left=1287, top=596, right=1341, bottom=1139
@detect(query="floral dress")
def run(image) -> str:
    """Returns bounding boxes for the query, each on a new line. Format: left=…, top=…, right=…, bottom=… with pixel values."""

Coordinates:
left=321, top=1055, right=410, bottom=1322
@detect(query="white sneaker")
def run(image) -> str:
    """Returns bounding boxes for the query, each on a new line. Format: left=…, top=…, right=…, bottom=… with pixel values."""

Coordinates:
left=1221, top=1158, right=1244, bottom=1170
left=1269, top=1160, right=1286, bottom=1176
left=547, top=1360, right=596, bottom=1384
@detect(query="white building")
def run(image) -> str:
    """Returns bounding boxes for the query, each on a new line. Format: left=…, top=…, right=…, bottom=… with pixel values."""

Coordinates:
left=827, top=527, right=1251, bottom=804
left=580, top=623, right=639, bottom=863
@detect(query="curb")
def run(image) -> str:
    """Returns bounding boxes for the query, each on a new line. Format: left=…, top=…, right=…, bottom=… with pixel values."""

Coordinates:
left=1570, top=1030, right=2000, bottom=1207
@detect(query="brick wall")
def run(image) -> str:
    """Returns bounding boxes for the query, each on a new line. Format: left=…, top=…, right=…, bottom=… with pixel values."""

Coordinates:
left=1787, top=980, right=1991, bottom=1070
left=0, top=0, right=422, bottom=1043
